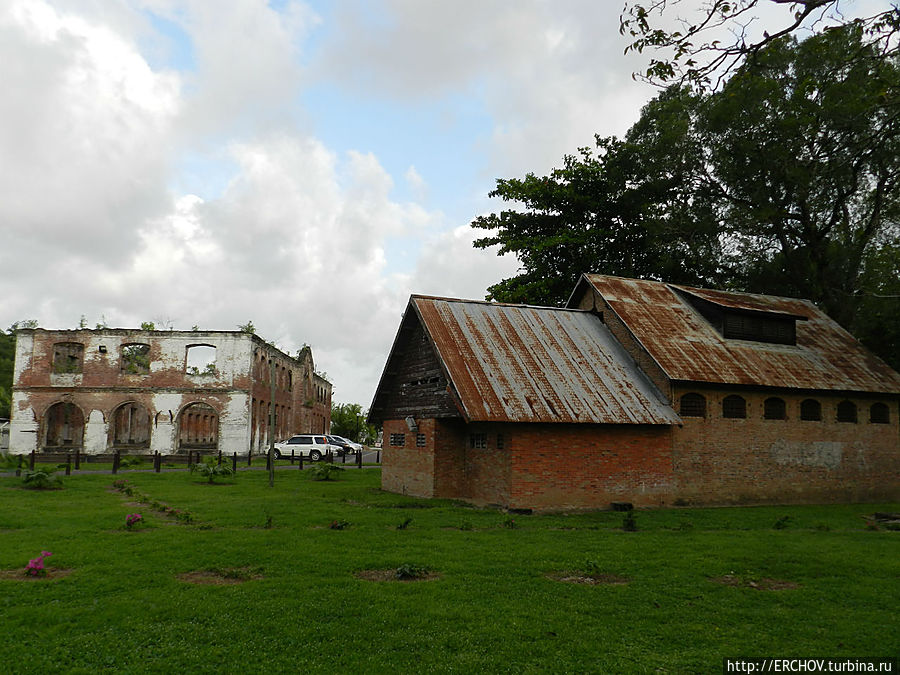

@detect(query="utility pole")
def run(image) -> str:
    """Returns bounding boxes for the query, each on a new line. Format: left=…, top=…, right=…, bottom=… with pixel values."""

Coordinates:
left=268, top=359, right=276, bottom=488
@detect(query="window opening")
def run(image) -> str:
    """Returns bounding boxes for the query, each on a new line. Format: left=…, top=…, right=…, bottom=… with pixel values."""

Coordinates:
left=763, top=397, right=786, bottom=420
left=869, top=402, right=889, bottom=424
left=469, top=433, right=487, bottom=449
left=389, top=433, right=405, bottom=447
left=722, top=395, right=746, bottom=419
left=186, top=345, right=217, bottom=375
left=800, top=399, right=821, bottom=421
left=679, top=393, right=706, bottom=418
left=836, top=400, right=857, bottom=423
left=53, top=342, right=84, bottom=374
left=416, top=433, right=426, bottom=447
left=121, top=344, right=150, bottom=374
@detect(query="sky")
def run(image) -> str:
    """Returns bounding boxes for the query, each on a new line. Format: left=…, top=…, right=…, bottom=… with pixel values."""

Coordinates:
left=0, top=0, right=885, bottom=408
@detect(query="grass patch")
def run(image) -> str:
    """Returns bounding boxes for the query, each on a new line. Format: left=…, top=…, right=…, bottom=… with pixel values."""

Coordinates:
left=0, top=469, right=897, bottom=672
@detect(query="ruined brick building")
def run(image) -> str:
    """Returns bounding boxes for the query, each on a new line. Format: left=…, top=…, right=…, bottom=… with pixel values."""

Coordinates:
left=9, top=329, right=331, bottom=455
left=369, top=275, right=900, bottom=509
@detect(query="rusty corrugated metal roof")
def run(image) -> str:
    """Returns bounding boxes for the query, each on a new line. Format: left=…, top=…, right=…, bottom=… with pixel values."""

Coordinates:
left=579, top=275, right=900, bottom=394
left=412, top=296, right=680, bottom=425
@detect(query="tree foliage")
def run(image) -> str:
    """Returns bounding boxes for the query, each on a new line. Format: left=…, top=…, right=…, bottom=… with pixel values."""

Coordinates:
left=330, top=403, right=377, bottom=443
left=473, top=23, right=900, bottom=369
left=621, top=0, right=900, bottom=89
left=472, top=87, right=724, bottom=305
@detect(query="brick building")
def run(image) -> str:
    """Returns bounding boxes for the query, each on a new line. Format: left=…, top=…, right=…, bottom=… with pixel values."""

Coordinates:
left=9, top=328, right=331, bottom=456
left=369, top=275, right=900, bottom=509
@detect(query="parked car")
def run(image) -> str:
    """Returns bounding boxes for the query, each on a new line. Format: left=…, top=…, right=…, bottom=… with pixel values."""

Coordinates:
left=326, top=435, right=364, bottom=455
left=273, top=435, right=338, bottom=461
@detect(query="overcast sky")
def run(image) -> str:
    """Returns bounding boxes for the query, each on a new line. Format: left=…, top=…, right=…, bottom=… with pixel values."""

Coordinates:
left=1, top=0, right=883, bottom=407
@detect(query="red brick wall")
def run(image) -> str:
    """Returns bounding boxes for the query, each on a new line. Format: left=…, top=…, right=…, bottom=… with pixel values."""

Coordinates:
left=672, top=388, right=900, bottom=504
left=507, top=423, right=673, bottom=509
left=380, top=419, right=435, bottom=497
left=381, top=418, right=673, bottom=509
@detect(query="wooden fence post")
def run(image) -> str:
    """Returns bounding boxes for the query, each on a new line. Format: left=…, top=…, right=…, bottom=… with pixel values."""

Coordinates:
left=112, top=450, right=120, bottom=474
left=65, top=453, right=71, bottom=475
left=74, top=449, right=81, bottom=470
left=357, top=450, right=362, bottom=469
left=376, top=449, right=381, bottom=464
left=16, top=455, right=23, bottom=477
left=298, top=454, right=303, bottom=471
left=29, top=449, right=35, bottom=470
left=232, top=452, right=237, bottom=472
left=217, top=450, right=222, bottom=466
left=290, top=449, right=295, bottom=465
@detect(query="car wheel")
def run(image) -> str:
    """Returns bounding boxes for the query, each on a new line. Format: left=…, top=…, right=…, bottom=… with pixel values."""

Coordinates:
left=272, top=448, right=281, bottom=460
left=310, top=449, right=322, bottom=462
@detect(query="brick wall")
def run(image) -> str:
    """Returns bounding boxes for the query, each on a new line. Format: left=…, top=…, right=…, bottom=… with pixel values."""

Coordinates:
left=506, top=423, right=674, bottom=509
left=672, top=387, right=900, bottom=504
left=380, top=418, right=436, bottom=497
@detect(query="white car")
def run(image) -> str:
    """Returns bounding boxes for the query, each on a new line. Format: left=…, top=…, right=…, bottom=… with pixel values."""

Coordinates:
left=326, top=435, right=364, bottom=454
left=273, top=435, right=339, bottom=461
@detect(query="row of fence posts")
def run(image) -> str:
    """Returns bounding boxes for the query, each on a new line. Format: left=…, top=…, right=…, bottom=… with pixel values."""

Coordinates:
left=14, top=447, right=381, bottom=475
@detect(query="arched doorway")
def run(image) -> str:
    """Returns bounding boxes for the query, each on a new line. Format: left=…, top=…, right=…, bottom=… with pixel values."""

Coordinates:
left=43, top=401, right=85, bottom=449
left=111, top=402, right=151, bottom=449
left=177, top=402, right=219, bottom=452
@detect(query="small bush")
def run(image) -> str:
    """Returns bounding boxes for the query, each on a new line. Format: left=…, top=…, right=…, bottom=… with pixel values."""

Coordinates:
left=395, top=563, right=430, bottom=580
left=502, top=516, right=517, bottom=529
left=308, top=464, right=345, bottom=481
left=397, top=517, right=413, bottom=530
left=23, top=468, right=63, bottom=490
left=773, top=515, right=792, bottom=530
left=459, top=520, right=474, bottom=531
left=190, top=458, right=235, bottom=484
left=329, top=519, right=350, bottom=530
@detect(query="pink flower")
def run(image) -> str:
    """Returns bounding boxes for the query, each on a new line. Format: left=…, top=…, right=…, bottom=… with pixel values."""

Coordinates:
left=41, top=551, right=52, bottom=557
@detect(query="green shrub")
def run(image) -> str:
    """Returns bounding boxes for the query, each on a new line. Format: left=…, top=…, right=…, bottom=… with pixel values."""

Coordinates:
left=22, top=468, right=63, bottom=490
left=308, top=463, right=344, bottom=481
left=773, top=515, right=792, bottom=530
left=395, top=563, right=430, bottom=580
left=190, top=457, right=235, bottom=484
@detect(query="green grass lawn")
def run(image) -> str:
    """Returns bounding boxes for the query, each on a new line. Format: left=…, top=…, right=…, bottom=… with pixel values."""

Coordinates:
left=1, top=469, right=897, bottom=674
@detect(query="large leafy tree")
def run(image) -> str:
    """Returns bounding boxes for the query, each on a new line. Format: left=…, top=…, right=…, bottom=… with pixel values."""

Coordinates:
left=471, top=87, right=724, bottom=306
left=473, top=23, right=900, bottom=369
left=703, top=24, right=900, bottom=329
left=621, top=0, right=900, bottom=89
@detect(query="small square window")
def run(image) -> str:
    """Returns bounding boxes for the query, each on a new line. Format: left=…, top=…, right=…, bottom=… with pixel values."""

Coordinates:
left=496, top=433, right=505, bottom=449
left=416, top=433, right=426, bottom=447
left=390, top=433, right=406, bottom=447
left=469, top=433, right=487, bottom=449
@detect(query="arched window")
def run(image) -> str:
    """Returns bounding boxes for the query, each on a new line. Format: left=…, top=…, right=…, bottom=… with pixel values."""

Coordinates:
left=763, top=397, right=786, bottom=420
left=722, top=395, right=746, bottom=419
left=111, top=402, right=151, bottom=448
left=178, top=402, right=219, bottom=450
left=800, top=399, right=821, bottom=421
left=43, top=401, right=85, bottom=448
left=836, top=400, right=857, bottom=423
left=869, top=402, right=890, bottom=424
left=679, top=393, right=706, bottom=418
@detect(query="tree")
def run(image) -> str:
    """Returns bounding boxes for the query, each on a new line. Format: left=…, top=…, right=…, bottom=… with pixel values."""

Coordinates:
left=621, top=0, right=900, bottom=89
left=701, top=25, right=900, bottom=331
left=473, top=23, right=900, bottom=369
left=471, top=88, right=724, bottom=305
left=237, top=321, right=256, bottom=334
left=330, top=403, right=377, bottom=443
